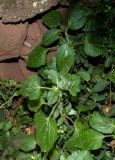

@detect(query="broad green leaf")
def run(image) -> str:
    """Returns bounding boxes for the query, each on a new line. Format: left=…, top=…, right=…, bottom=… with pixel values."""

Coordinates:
left=18, top=75, right=41, bottom=100
left=42, top=10, right=62, bottom=28
left=27, top=45, right=48, bottom=68
left=77, top=129, right=104, bottom=150
left=78, top=71, right=90, bottom=82
left=77, top=103, right=96, bottom=112
left=68, top=3, right=92, bottom=30
left=60, top=154, right=68, bottom=160
left=28, top=99, right=45, bottom=112
left=16, top=152, right=42, bottom=160
left=67, top=151, right=93, bottom=160
left=42, top=29, right=60, bottom=46
left=105, top=56, right=112, bottom=68
left=89, top=112, right=115, bottom=134
left=66, top=121, right=85, bottom=149
left=47, top=86, right=60, bottom=105
left=83, top=15, right=103, bottom=32
left=56, top=43, right=75, bottom=73
left=20, top=134, right=36, bottom=152
left=34, top=112, right=58, bottom=152
left=44, top=69, right=60, bottom=85
left=92, top=80, right=109, bottom=92
left=84, top=34, right=106, bottom=57
left=45, top=70, right=81, bottom=96
left=58, top=73, right=81, bottom=96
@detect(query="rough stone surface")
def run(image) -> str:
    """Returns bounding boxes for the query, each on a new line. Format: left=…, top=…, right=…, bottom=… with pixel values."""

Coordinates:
left=0, top=21, right=28, bottom=61
left=0, top=20, right=47, bottom=81
left=0, top=0, right=60, bottom=23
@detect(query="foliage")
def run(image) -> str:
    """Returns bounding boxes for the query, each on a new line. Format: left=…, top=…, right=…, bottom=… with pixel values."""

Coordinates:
left=0, top=0, right=115, bottom=159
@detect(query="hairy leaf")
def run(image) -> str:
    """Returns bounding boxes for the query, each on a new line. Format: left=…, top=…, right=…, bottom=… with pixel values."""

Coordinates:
left=42, top=10, right=62, bottom=28
left=89, top=112, right=115, bottom=134
left=84, top=34, right=106, bottom=57
left=42, top=29, right=60, bottom=46
left=77, top=129, right=104, bottom=150
left=67, top=151, right=93, bottom=160
left=18, top=75, right=41, bottom=100
left=34, top=112, right=58, bottom=152
left=92, top=80, right=109, bottom=92
left=56, top=43, right=76, bottom=73
left=47, top=86, right=60, bottom=105
left=20, top=134, right=36, bottom=152
left=27, top=45, right=48, bottom=68
left=68, top=3, right=92, bottom=30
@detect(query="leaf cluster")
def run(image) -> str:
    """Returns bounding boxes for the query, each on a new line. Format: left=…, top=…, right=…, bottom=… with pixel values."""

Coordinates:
left=0, top=0, right=115, bottom=159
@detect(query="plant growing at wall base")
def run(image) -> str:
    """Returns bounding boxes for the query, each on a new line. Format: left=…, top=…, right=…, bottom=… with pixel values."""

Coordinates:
left=0, top=0, right=115, bottom=159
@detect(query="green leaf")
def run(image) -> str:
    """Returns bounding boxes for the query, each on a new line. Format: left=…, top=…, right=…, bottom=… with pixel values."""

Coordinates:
left=27, top=45, right=48, bottom=68
left=42, top=29, right=60, bottom=46
left=58, top=73, right=81, bottom=96
left=67, top=121, right=103, bottom=151
left=77, top=129, right=104, bottom=150
left=56, top=43, right=75, bottom=73
left=77, top=103, right=96, bottom=112
left=68, top=3, right=92, bottom=30
left=45, top=70, right=81, bottom=96
left=20, top=134, right=36, bottom=152
left=34, top=112, right=58, bottom=152
left=44, top=69, right=60, bottom=85
left=67, top=151, right=93, bottom=160
left=66, top=121, right=85, bottom=149
left=47, top=86, right=60, bottom=105
left=42, top=10, right=62, bottom=28
left=28, top=99, right=45, bottom=112
left=83, top=15, right=103, bottom=32
left=92, top=80, right=109, bottom=92
left=18, top=75, right=41, bottom=100
left=78, top=71, right=90, bottom=82
left=89, top=112, right=115, bottom=134
left=112, top=71, right=115, bottom=84
left=84, top=34, right=106, bottom=57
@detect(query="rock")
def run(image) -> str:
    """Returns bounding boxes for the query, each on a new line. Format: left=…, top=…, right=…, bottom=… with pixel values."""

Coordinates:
left=0, top=21, right=28, bottom=61
left=0, top=19, right=47, bottom=81
left=0, top=0, right=61, bottom=23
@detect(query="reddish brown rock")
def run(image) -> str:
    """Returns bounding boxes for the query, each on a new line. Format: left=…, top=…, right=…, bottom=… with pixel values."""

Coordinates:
left=0, top=21, right=28, bottom=61
left=0, top=19, right=47, bottom=81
